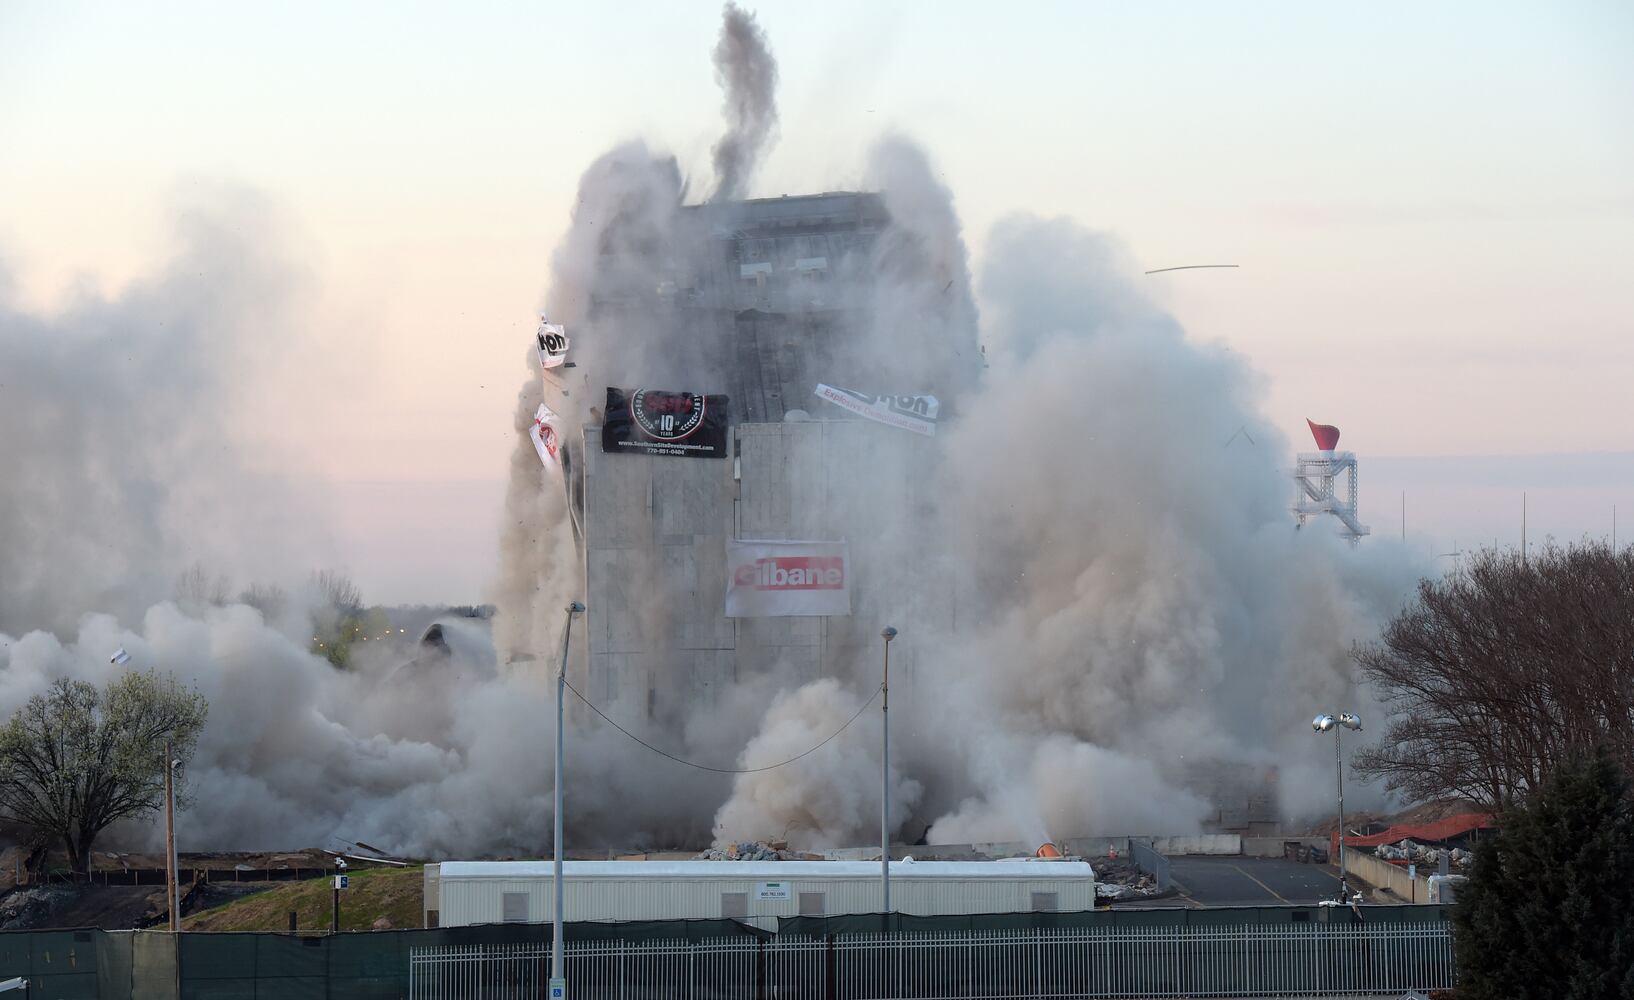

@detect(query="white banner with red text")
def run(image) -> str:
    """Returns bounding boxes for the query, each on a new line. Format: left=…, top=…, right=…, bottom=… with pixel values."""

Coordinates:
left=725, top=539, right=851, bottom=618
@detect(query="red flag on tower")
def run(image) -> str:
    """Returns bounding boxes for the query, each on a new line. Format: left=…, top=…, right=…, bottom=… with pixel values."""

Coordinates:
left=1306, top=419, right=1341, bottom=451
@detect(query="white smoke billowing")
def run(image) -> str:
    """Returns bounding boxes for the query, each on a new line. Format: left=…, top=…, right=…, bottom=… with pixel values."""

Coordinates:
left=709, top=3, right=780, bottom=202
left=707, top=209, right=1421, bottom=848
left=483, top=6, right=1428, bottom=852
left=0, top=6, right=1431, bottom=862
left=710, top=680, right=921, bottom=847
left=0, top=189, right=317, bottom=637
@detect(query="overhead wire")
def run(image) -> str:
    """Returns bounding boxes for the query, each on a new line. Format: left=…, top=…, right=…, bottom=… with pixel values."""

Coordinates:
left=560, top=677, right=882, bottom=774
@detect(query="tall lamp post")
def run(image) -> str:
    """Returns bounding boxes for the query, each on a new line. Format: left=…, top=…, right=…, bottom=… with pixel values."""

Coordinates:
left=879, top=626, right=897, bottom=915
left=1313, top=712, right=1362, bottom=900
left=552, top=601, right=585, bottom=999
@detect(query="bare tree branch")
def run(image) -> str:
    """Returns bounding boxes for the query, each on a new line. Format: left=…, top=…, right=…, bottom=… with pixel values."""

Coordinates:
left=1355, top=542, right=1634, bottom=811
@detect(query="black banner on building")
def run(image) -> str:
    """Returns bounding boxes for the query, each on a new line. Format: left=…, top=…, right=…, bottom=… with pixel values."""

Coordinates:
left=602, top=387, right=730, bottom=458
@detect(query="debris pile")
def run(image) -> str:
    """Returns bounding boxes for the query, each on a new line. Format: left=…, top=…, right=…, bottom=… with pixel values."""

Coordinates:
left=1374, top=840, right=1472, bottom=868
left=694, top=841, right=820, bottom=861
left=0, top=886, right=76, bottom=930
left=1092, top=857, right=1163, bottom=900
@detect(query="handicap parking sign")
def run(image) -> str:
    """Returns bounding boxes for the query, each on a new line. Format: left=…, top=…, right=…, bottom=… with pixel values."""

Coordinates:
left=549, top=978, right=566, bottom=999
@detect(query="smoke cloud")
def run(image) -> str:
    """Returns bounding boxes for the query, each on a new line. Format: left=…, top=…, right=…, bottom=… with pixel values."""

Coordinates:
left=488, top=7, right=1428, bottom=853
left=0, top=190, right=317, bottom=637
left=709, top=3, right=780, bottom=202
left=0, top=8, right=1429, bottom=863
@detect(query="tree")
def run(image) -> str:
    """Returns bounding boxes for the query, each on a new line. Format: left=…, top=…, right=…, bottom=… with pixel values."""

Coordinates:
left=311, top=569, right=363, bottom=619
left=0, top=671, right=208, bottom=873
left=238, top=582, right=289, bottom=619
left=308, top=569, right=377, bottom=668
left=174, top=562, right=231, bottom=609
left=1453, top=748, right=1634, bottom=999
left=1354, top=542, right=1634, bottom=811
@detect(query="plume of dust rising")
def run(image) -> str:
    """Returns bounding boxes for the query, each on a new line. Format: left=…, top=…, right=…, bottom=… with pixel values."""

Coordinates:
left=709, top=3, right=779, bottom=202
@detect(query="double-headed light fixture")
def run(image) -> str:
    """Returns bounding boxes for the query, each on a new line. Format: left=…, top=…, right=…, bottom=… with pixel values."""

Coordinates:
left=1313, top=711, right=1362, bottom=902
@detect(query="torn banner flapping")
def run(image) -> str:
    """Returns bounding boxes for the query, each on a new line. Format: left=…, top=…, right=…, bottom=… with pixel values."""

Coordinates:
left=530, top=403, right=563, bottom=467
left=813, top=384, right=939, bottom=436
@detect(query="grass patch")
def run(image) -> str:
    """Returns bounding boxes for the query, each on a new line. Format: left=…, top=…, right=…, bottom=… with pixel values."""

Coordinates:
left=183, top=866, right=423, bottom=932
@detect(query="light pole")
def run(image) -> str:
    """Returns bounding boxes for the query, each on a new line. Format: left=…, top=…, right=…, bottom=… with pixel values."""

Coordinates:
left=331, top=857, right=347, bottom=932
left=1313, top=712, right=1362, bottom=901
left=113, top=648, right=181, bottom=931
left=164, top=745, right=180, bottom=932
left=880, top=626, right=897, bottom=915
left=553, top=601, right=585, bottom=998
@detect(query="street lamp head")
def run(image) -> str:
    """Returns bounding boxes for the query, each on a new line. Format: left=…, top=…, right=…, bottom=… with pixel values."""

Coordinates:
left=1339, top=712, right=1362, bottom=731
left=110, top=648, right=131, bottom=666
left=566, top=601, right=585, bottom=614
left=170, top=759, right=182, bottom=771
left=881, top=626, right=898, bottom=641
left=1313, top=714, right=1336, bottom=733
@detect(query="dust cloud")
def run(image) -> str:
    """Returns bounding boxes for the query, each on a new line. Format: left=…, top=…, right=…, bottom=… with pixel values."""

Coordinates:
left=0, top=6, right=1426, bottom=862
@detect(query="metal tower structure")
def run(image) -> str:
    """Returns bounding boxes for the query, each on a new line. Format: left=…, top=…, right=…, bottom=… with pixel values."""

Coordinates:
left=1293, top=419, right=1369, bottom=544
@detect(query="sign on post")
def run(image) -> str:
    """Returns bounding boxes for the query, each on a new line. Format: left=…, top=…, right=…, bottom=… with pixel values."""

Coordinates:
left=549, top=978, right=566, bottom=999
left=334, top=875, right=349, bottom=890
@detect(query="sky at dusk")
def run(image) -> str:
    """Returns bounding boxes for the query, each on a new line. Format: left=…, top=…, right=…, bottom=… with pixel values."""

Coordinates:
left=3, top=0, right=1630, bottom=604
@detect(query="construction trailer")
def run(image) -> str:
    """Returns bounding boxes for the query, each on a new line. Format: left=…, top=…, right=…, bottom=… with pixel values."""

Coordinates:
left=425, top=860, right=1097, bottom=931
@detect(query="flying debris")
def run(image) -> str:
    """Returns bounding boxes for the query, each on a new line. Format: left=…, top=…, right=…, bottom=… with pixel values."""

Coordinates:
left=536, top=317, right=570, bottom=371
left=529, top=403, right=563, bottom=468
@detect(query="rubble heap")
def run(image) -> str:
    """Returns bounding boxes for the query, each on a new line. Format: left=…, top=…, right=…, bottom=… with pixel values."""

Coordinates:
left=694, top=841, right=821, bottom=861
left=1091, top=857, right=1163, bottom=900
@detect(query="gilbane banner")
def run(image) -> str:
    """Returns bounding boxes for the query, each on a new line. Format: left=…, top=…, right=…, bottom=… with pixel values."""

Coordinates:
left=726, top=539, right=851, bottom=618
left=813, top=384, right=939, bottom=436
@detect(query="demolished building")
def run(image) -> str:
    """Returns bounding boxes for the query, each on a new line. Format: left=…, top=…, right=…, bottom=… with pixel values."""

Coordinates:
left=535, top=190, right=978, bottom=732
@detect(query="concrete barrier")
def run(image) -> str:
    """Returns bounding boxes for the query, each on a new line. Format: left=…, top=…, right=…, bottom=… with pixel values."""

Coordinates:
left=1343, top=848, right=1430, bottom=904
left=1152, top=834, right=1240, bottom=856
left=831, top=837, right=1134, bottom=862
left=1243, top=836, right=1328, bottom=859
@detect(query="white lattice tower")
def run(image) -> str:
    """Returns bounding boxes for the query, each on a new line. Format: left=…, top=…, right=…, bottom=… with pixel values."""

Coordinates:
left=1292, top=420, right=1369, bottom=544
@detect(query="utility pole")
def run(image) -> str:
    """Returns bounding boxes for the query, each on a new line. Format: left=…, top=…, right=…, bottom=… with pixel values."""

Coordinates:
left=880, top=626, right=897, bottom=915
left=164, top=740, right=178, bottom=932
left=332, top=858, right=346, bottom=932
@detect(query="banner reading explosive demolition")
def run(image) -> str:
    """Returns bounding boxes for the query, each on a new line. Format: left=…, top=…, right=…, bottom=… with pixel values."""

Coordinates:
left=813, top=384, right=939, bottom=436
left=725, top=539, right=851, bottom=617
left=602, top=388, right=729, bottom=458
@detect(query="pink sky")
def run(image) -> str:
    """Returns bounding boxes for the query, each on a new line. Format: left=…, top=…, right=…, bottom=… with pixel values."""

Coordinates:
left=3, top=1, right=1630, bottom=603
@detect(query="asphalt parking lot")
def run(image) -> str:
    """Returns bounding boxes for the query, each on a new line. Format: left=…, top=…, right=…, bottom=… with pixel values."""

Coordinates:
left=1116, top=856, right=1345, bottom=908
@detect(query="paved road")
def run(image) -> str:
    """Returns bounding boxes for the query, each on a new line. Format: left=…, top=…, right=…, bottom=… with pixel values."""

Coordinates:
left=1116, top=856, right=1345, bottom=908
